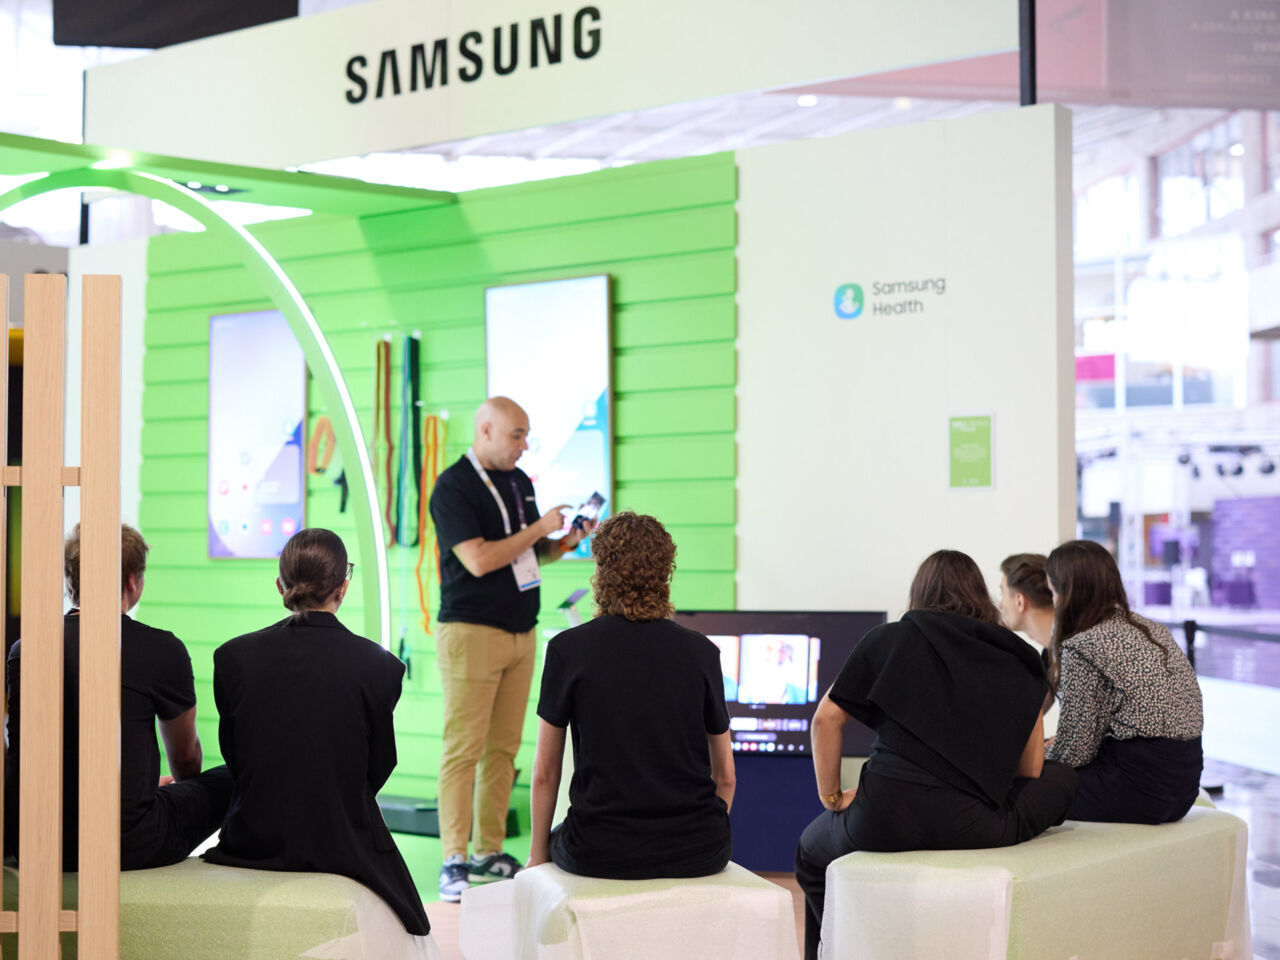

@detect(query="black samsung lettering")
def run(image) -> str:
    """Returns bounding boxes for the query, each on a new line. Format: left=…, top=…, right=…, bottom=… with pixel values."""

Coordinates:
left=346, top=8, right=599, bottom=101
left=345, top=55, right=368, bottom=103
left=494, top=24, right=519, bottom=76
left=530, top=15, right=563, bottom=67
left=375, top=48, right=401, bottom=98
left=459, top=30, right=484, bottom=82
left=410, top=39, right=448, bottom=90
left=574, top=6, right=601, bottom=59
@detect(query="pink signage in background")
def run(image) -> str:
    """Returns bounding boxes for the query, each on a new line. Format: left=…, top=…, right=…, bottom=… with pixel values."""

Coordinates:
left=1076, top=353, right=1117, bottom=382
left=780, top=0, right=1280, bottom=111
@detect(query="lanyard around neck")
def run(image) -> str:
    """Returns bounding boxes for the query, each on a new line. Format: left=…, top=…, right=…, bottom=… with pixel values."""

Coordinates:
left=466, top=448, right=523, bottom=536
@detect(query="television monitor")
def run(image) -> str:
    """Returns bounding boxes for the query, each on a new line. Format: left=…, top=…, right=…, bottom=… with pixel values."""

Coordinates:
left=671, top=610, right=887, bottom=756
left=207, top=309, right=306, bottom=559
left=484, top=275, right=611, bottom=558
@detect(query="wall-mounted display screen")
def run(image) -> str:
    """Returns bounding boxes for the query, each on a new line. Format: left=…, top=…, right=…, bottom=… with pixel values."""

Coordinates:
left=485, top=275, right=611, bottom=558
left=208, top=310, right=306, bottom=559
left=672, top=610, right=887, bottom=756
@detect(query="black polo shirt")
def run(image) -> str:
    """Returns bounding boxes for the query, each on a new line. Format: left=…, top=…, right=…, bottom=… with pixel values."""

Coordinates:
left=536, top=615, right=732, bottom=878
left=429, top=454, right=541, bottom=633
left=5, top=613, right=196, bottom=869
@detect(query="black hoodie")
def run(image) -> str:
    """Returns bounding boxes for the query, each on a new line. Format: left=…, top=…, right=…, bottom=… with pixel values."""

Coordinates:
left=828, top=610, right=1047, bottom=806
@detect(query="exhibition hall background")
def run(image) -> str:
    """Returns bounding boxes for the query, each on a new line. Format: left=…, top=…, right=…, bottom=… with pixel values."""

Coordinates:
left=52, top=106, right=1075, bottom=832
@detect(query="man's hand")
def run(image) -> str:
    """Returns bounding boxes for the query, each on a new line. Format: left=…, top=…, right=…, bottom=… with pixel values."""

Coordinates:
left=526, top=851, right=549, bottom=869
left=537, top=504, right=571, bottom=537
left=821, top=787, right=858, bottom=812
left=563, top=518, right=597, bottom=550
left=158, top=775, right=175, bottom=787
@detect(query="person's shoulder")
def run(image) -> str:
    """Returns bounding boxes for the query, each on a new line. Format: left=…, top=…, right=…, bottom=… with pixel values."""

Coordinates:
left=1063, top=611, right=1133, bottom=649
left=662, top=618, right=721, bottom=651
left=432, top=457, right=475, bottom=494
left=126, top=616, right=189, bottom=654
left=214, top=618, right=289, bottom=658
left=1128, top=611, right=1174, bottom=643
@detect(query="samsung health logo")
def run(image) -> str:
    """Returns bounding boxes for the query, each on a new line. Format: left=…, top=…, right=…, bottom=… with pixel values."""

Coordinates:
left=344, top=7, right=602, bottom=104
left=833, top=276, right=946, bottom=319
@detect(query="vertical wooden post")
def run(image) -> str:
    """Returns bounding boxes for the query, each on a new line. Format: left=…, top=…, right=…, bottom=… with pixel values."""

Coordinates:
left=18, top=273, right=67, bottom=959
left=77, top=276, right=121, bottom=960
left=0, top=275, right=9, bottom=921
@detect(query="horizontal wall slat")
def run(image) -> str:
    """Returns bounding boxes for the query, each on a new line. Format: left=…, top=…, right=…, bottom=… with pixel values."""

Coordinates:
left=615, top=388, right=735, bottom=436
left=144, top=249, right=737, bottom=349
left=147, top=207, right=735, bottom=312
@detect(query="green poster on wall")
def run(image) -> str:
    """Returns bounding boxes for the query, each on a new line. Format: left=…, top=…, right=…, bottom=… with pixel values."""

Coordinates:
left=949, top=415, right=993, bottom=488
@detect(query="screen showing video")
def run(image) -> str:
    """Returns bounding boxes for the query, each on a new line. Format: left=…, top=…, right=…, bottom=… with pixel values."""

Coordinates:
left=207, top=310, right=306, bottom=559
left=674, top=611, right=886, bottom=757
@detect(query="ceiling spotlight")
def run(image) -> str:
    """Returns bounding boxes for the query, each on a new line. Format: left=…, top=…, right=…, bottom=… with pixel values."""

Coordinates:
left=214, top=185, right=230, bottom=193
left=796, top=94, right=818, bottom=108
left=1192, top=465, right=1201, bottom=479
left=1177, top=452, right=1191, bottom=465
left=1232, top=462, right=1245, bottom=477
left=186, top=181, right=202, bottom=190
left=1262, top=460, right=1276, bottom=475
left=1216, top=463, right=1228, bottom=477
left=1229, top=142, right=1245, bottom=157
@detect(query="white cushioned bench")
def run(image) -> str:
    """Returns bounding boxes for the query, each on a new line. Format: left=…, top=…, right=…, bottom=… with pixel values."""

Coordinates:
left=820, top=806, right=1252, bottom=960
left=459, top=862, right=799, bottom=960
left=2, top=858, right=441, bottom=960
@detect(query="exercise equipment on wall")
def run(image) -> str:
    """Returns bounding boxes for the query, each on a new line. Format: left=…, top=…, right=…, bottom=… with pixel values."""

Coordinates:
left=373, top=337, right=395, bottom=543
left=415, top=412, right=446, bottom=633
left=306, top=415, right=336, bottom=475
left=392, top=333, right=421, bottom=547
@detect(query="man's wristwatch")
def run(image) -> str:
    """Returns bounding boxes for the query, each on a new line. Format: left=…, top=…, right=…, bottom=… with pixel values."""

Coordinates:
left=820, top=789, right=843, bottom=807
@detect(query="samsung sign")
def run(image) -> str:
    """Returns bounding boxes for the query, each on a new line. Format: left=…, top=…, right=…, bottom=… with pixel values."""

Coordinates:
left=344, top=6, right=602, bottom=104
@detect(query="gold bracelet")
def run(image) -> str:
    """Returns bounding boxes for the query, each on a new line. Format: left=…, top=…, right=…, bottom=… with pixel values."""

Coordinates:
left=820, top=789, right=842, bottom=806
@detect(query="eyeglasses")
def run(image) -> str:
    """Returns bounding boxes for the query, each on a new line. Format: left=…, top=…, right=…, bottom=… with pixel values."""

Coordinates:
left=345, top=562, right=355, bottom=582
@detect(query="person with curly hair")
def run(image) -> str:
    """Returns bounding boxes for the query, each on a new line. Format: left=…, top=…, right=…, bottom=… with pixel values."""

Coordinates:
left=527, top=511, right=736, bottom=878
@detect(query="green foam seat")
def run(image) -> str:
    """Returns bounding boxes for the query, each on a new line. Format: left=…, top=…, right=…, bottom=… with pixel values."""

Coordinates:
left=3, top=858, right=440, bottom=960
left=821, top=806, right=1252, bottom=960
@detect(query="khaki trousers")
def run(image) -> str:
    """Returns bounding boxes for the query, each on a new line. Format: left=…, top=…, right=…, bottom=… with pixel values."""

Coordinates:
left=436, top=621, right=536, bottom=858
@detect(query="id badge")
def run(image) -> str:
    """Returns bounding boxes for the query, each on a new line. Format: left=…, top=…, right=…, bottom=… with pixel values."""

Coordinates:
left=511, top=548, right=541, bottom=592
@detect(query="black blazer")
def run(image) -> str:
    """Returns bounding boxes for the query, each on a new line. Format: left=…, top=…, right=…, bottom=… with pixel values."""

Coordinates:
left=203, top=611, right=429, bottom=935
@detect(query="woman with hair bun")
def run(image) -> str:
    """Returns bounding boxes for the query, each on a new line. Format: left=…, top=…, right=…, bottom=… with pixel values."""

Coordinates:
left=527, top=511, right=736, bottom=879
left=204, top=528, right=431, bottom=940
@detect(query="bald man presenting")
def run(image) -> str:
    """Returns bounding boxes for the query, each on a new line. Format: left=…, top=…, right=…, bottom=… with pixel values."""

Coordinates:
left=428, top=397, right=593, bottom=901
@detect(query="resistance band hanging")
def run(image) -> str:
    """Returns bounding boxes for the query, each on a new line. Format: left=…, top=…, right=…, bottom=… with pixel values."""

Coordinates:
left=391, top=334, right=421, bottom=547
left=374, top=337, right=396, bottom=543
left=306, top=416, right=336, bottom=475
left=408, top=334, right=422, bottom=544
left=416, top=413, right=445, bottom=633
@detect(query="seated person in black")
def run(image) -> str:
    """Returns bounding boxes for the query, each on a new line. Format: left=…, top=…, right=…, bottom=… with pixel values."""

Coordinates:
left=794, top=550, right=1078, bottom=960
left=203, top=528, right=430, bottom=937
left=5, top=523, right=232, bottom=870
left=529, top=511, right=735, bottom=879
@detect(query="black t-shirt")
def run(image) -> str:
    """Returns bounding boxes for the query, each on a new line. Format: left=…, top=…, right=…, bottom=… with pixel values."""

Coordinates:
left=4, top=613, right=197, bottom=869
left=536, top=616, right=732, bottom=875
left=429, top=455, right=541, bottom=633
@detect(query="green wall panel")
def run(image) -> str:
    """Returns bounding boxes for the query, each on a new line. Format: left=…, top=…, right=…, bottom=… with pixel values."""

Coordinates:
left=138, top=153, right=738, bottom=808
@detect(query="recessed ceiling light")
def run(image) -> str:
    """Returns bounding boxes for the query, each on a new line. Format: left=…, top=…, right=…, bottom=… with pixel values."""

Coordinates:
left=1229, top=143, right=1244, bottom=157
left=796, top=95, right=818, bottom=108
left=214, top=185, right=230, bottom=193
left=186, top=181, right=202, bottom=190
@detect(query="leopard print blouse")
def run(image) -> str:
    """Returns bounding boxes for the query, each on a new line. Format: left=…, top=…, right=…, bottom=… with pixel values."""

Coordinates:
left=1046, top=610, right=1203, bottom=768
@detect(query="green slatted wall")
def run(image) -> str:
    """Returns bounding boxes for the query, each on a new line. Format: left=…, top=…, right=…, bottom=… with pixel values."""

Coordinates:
left=140, top=153, right=737, bottom=800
